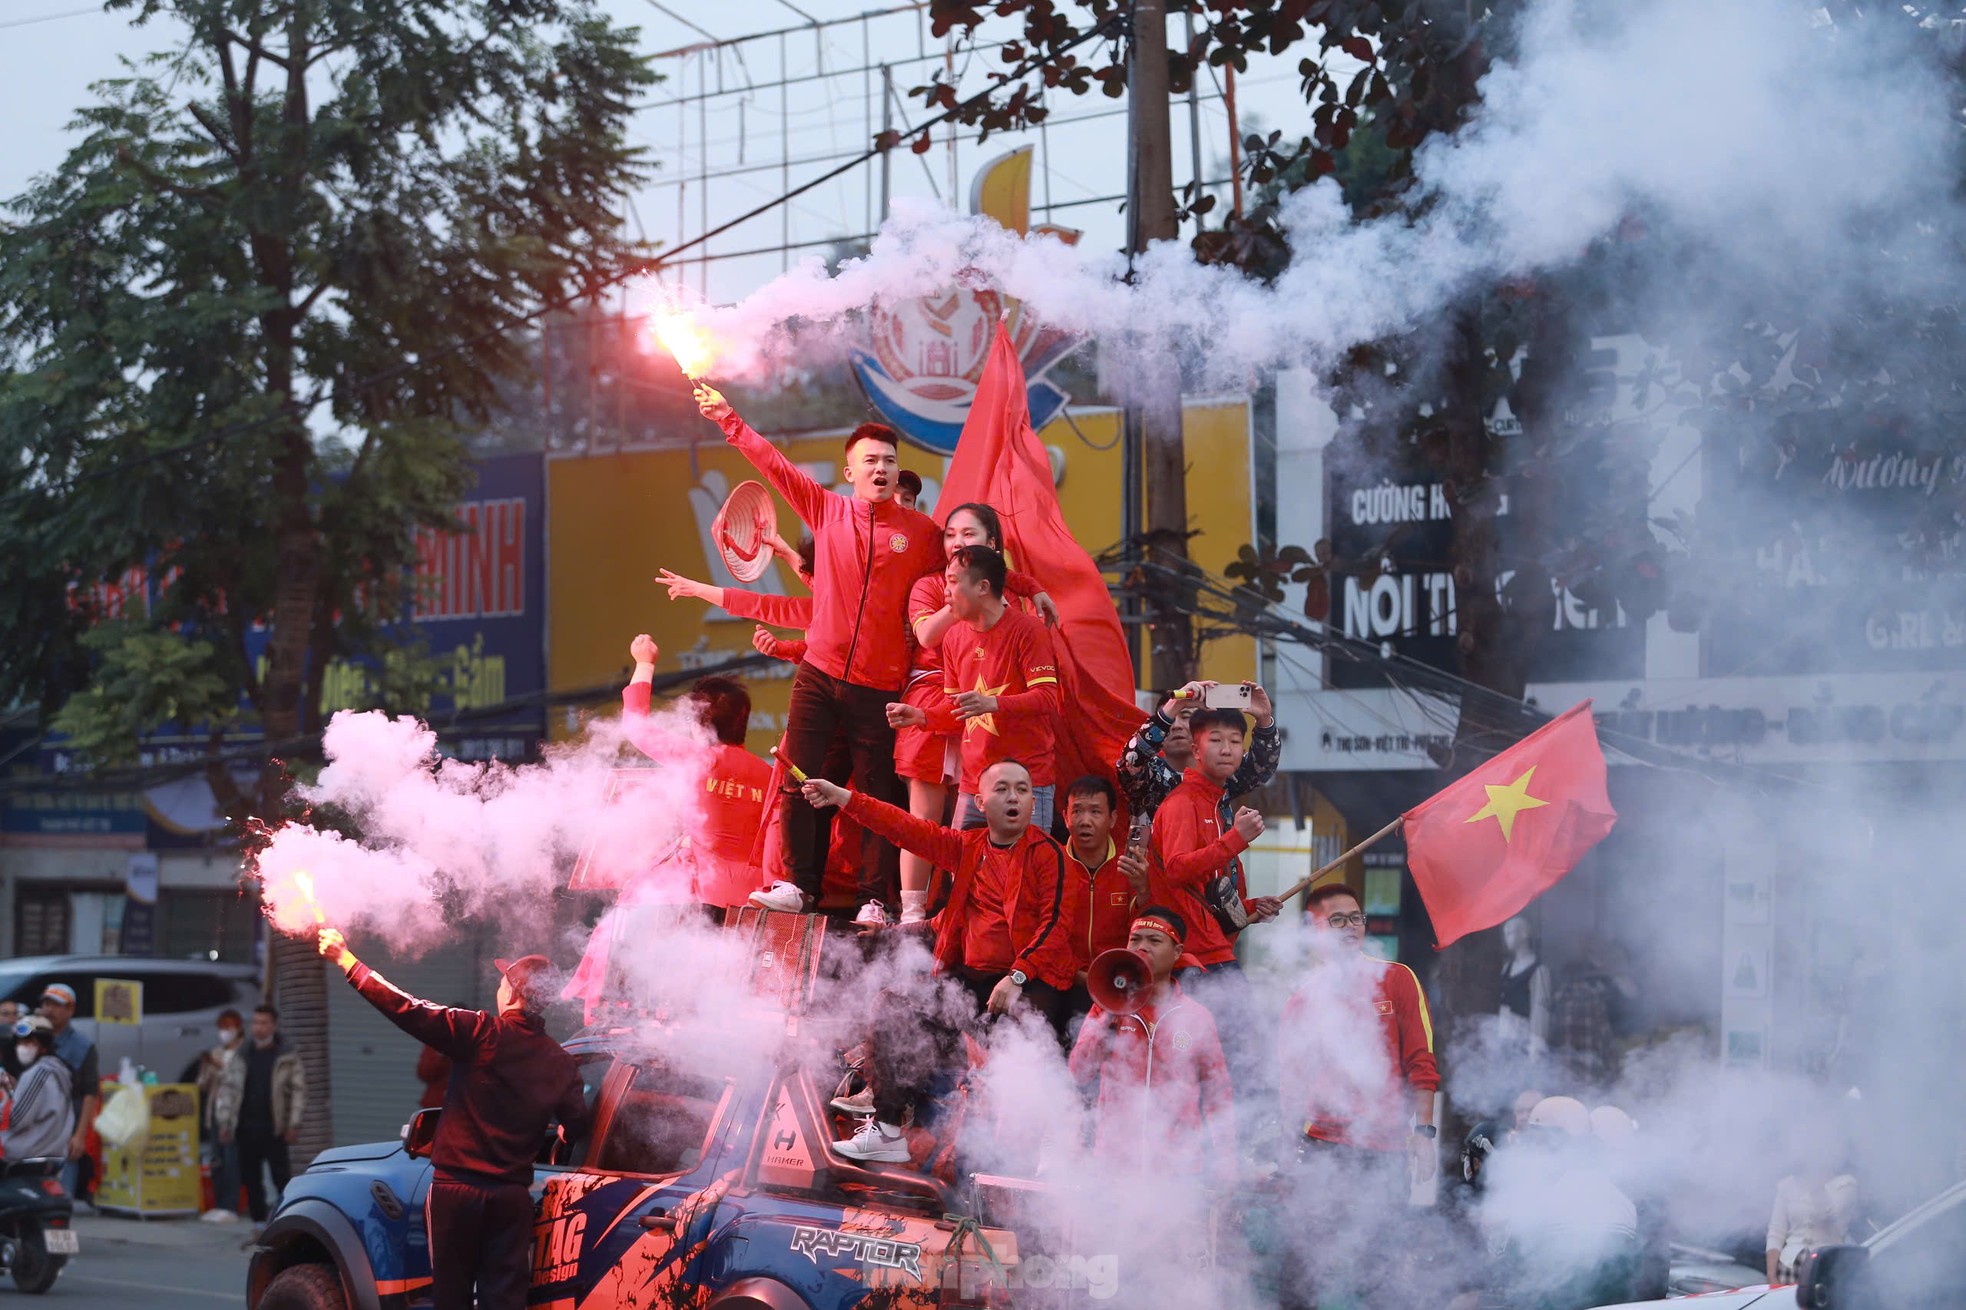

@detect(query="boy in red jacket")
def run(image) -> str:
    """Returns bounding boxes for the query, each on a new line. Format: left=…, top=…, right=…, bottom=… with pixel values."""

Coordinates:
left=1068, top=906, right=1236, bottom=1182
left=799, top=760, right=1074, bottom=1161
left=1146, top=707, right=1283, bottom=1151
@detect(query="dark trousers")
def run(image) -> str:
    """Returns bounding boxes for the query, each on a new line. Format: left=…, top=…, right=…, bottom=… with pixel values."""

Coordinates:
left=1277, top=1137, right=1412, bottom=1310
left=427, top=1178, right=534, bottom=1310
left=781, top=662, right=903, bottom=906
left=234, top=1127, right=292, bottom=1222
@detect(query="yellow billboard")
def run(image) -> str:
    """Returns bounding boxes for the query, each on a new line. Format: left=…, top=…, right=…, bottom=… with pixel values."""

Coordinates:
left=545, top=400, right=1257, bottom=751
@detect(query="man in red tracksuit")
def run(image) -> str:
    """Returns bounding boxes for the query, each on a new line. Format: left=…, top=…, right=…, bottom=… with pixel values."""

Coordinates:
left=888, top=545, right=1060, bottom=832
left=798, top=760, right=1075, bottom=1161
left=1276, top=882, right=1440, bottom=1310
left=695, top=382, right=944, bottom=919
left=1057, top=774, right=1149, bottom=1019
left=1147, top=707, right=1283, bottom=1151
left=1068, top=906, right=1236, bottom=1181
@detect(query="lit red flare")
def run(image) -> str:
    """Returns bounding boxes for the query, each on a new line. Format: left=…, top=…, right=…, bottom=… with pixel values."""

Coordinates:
left=653, top=309, right=718, bottom=380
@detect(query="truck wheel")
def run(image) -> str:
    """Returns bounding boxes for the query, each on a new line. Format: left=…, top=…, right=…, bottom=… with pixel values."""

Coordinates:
left=260, top=1263, right=349, bottom=1310
left=8, top=1227, right=65, bottom=1295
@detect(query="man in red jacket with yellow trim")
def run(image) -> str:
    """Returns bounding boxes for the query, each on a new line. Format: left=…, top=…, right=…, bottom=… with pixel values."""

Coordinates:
left=799, top=760, right=1074, bottom=1161
left=1276, top=882, right=1440, bottom=1310
left=694, top=382, right=943, bottom=921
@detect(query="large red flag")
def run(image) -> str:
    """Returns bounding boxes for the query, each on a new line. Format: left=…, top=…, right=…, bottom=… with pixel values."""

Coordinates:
left=937, top=323, right=1139, bottom=788
left=1402, top=701, right=1618, bottom=947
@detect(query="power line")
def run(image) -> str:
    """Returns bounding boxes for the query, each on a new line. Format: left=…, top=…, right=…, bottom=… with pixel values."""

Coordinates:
left=638, top=0, right=719, bottom=45
left=0, top=13, right=1125, bottom=515
left=0, top=6, right=103, bottom=30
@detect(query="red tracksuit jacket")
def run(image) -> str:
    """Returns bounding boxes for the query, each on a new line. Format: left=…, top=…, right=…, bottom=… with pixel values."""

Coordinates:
left=722, top=413, right=942, bottom=690
left=1068, top=981, right=1237, bottom=1179
left=842, top=792, right=1076, bottom=990
left=1146, top=770, right=1256, bottom=968
left=1060, top=839, right=1139, bottom=973
left=1280, top=956, right=1440, bottom=1152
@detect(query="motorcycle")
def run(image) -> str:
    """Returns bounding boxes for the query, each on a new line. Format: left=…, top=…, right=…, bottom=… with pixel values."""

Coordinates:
left=0, top=1158, right=76, bottom=1294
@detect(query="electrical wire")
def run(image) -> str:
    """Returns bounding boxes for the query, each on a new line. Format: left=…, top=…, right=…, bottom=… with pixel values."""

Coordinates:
left=0, top=13, right=1126, bottom=516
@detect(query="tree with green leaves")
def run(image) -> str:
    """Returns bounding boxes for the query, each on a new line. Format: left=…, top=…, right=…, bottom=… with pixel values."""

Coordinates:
left=0, top=0, right=655, bottom=1157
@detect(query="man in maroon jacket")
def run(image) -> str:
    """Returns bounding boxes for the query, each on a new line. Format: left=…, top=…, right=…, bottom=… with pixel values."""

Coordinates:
left=317, top=928, right=587, bottom=1310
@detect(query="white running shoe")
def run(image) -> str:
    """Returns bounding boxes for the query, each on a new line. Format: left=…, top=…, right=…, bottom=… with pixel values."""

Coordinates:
left=749, top=881, right=809, bottom=914
left=834, top=1119, right=910, bottom=1163
left=853, top=900, right=888, bottom=928
left=830, top=1087, right=876, bottom=1115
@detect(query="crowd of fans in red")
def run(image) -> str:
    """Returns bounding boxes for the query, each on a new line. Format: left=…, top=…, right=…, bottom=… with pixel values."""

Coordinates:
left=623, top=386, right=1439, bottom=1229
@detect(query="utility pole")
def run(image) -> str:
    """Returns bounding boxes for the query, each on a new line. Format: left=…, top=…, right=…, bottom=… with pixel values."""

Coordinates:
left=1124, top=0, right=1193, bottom=687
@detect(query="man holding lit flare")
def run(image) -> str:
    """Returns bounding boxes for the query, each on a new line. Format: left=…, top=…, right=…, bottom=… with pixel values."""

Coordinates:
left=317, top=926, right=586, bottom=1310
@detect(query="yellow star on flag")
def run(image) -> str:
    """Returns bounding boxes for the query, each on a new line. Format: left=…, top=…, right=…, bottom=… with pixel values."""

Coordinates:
left=1463, top=766, right=1550, bottom=842
left=961, top=673, right=1010, bottom=738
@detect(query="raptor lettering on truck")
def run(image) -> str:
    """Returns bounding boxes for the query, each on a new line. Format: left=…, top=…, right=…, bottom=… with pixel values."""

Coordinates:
left=789, top=1225, right=924, bottom=1280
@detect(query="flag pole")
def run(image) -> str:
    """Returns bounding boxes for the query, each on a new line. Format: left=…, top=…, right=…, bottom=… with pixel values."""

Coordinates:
left=1277, top=816, right=1403, bottom=903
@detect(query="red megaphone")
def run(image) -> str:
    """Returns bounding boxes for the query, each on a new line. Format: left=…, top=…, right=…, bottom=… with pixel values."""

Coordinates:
left=1086, top=948, right=1153, bottom=1015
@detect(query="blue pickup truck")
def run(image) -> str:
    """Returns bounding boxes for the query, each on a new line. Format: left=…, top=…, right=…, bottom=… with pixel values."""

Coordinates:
left=245, top=1026, right=1027, bottom=1310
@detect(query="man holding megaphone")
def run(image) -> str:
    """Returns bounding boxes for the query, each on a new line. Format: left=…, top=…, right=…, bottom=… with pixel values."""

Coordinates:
left=1067, top=908, right=1237, bottom=1183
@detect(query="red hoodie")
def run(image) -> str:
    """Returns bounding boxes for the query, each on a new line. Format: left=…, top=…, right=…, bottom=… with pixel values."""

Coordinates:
left=842, top=791, right=1075, bottom=990
left=1068, top=981, right=1237, bottom=1180
left=722, top=413, right=942, bottom=691
left=1146, top=769, right=1255, bottom=968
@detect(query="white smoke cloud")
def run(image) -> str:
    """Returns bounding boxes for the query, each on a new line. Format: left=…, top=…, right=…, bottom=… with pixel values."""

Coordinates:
left=654, top=0, right=1956, bottom=391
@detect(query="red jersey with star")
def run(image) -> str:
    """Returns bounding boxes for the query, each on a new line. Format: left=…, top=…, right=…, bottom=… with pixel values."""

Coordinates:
left=928, top=607, right=1061, bottom=790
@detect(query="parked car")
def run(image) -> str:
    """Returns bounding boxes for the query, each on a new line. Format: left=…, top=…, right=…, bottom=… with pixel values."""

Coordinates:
left=246, top=1025, right=1032, bottom=1310
left=0, top=956, right=261, bottom=1085
left=1594, top=1177, right=1966, bottom=1310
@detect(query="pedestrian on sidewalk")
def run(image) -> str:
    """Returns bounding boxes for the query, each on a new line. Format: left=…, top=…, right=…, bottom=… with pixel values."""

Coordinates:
left=37, top=984, right=100, bottom=1201
left=214, top=1005, right=305, bottom=1227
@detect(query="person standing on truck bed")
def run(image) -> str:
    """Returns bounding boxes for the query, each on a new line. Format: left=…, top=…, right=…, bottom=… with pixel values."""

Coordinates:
left=316, top=927, right=588, bottom=1310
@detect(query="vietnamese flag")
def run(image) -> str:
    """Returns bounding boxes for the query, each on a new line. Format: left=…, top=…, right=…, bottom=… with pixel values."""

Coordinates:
left=938, top=323, right=1139, bottom=788
left=1402, top=701, right=1617, bottom=947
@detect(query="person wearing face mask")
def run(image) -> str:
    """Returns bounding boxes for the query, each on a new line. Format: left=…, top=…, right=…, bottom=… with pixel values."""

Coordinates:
left=2, top=1016, right=75, bottom=1164
left=182, top=1010, right=244, bottom=1220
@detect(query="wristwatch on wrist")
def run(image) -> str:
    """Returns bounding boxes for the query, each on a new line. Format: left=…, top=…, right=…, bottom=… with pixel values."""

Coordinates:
left=1008, top=970, right=1028, bottom=987
left=1412, top=1124, right=1437, bottom=1139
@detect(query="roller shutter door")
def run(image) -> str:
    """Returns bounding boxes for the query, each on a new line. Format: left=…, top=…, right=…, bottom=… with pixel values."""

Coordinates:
left=328, top=928, right=494, bottom=1147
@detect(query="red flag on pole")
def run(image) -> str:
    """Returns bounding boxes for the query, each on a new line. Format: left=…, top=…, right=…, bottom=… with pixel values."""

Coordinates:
left=1402, top=701, right=1618, bottom=947
left=937, top=323, right=1138, bottom=787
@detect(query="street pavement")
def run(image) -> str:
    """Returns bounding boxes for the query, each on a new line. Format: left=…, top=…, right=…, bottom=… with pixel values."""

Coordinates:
left=41, top=1209, right=251, bottom=1308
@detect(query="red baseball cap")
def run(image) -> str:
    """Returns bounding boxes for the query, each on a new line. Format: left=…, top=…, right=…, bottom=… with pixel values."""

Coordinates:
left=493, top=955, right=553, bottom=1009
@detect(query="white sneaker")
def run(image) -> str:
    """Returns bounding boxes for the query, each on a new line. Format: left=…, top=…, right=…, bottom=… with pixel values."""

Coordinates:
left=201, top=1208, right=240, bottom=1224
left=853, top=900, right=888, bottom=928
left=749, top=881, right=809, bottom=914
left=831, top=1086, right=876, bottom=1115
left=834, top=1119, right=910, bottom=1164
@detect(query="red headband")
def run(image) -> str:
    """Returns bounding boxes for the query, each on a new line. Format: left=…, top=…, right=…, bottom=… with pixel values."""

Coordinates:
left=1131, top=914, right=1184, bottom=944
